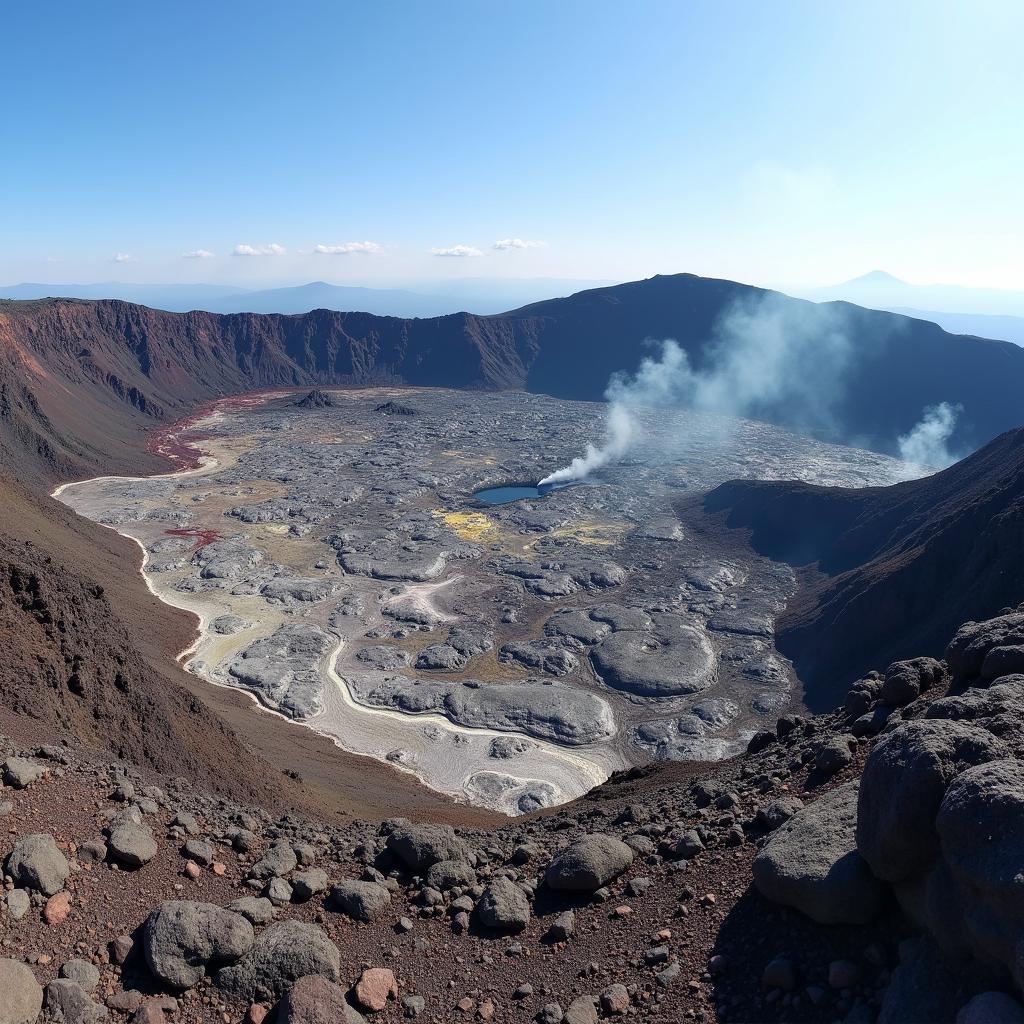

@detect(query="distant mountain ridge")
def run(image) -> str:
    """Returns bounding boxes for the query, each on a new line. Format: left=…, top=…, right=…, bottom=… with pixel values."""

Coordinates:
left=0, top=277, right=613, bottom=318
left=3, top=274, right=1024, bottom=485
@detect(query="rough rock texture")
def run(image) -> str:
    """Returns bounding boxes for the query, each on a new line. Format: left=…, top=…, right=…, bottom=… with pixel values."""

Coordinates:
left=216, top=921, right=340, bottom=1003
left=476, top=877, right=531, bottom=932
left=545, top=835, right=634, bottom=892
left=143, top=901, right=254, bottom=990
left=0, top=958, right=43, bottom=1024
left=856, top=720, right=1004, bottom=883
left=752, top=782, right=884, bottom=924
left=328, top=880, right=391, bottom=922
left=277, top=975, right=366, bottom=1024
left=5, top=833, right=69, bottom=896
left=385, top=825, right=470, bottom=871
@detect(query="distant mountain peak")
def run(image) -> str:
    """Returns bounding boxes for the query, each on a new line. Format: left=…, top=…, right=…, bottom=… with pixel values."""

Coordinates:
left=842, top=270, right=906, bottom=287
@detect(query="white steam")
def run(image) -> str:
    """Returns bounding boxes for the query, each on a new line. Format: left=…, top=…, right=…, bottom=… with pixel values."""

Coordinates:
left=896, top=402, right=962, bottom=472
left=539, top=404, right=638, bottom=486
left=539, top=294, right=855, bottom=485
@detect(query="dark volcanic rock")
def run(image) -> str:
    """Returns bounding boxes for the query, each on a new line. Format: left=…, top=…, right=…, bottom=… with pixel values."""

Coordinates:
left=545, top=835, right=634, bottom=892
left=215, top=921, right=340, bottom=1003
left=294, top=389, right=335, bottom=409
left=753, top=782, right=884, bottom=924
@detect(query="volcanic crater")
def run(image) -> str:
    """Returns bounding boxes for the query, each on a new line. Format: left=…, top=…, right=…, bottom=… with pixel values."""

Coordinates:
left=53, top=387, right=913, bottom=815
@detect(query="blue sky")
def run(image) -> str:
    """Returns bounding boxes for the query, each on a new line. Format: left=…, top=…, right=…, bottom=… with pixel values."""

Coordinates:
left=2, top=0, right=1022, bottom=289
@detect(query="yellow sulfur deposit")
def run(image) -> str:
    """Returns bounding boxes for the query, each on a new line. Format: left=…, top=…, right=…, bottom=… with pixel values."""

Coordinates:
left=431, top=508, right=497, bottom=543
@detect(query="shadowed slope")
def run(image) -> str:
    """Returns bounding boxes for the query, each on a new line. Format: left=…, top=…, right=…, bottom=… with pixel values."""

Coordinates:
left=704, top=428, right=1024, bottom=707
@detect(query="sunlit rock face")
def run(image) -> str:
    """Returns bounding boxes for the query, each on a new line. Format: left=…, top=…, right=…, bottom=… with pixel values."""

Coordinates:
left=55, top=387, right=914, bottom=814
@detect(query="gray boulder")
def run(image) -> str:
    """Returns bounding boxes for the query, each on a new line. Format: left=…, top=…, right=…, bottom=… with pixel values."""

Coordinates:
left=6, top=833, right=69, bottom=896
left=857, top=719, right=1005, bottom=882
left=216, top=921, right=340, bottom=1003
left=934, top=760, right=1024, bottom=987
left=425, top=859, right=476, bottom=891
left=877, top=936, right=962, bottom=1024
left=0, top=958, right=43, bottom=1024
left=328, top=880, right=391, bottom=922
left=2, top=757, right=47, bottom=789
left=226, top=896, right=275, bottom=925
left=58, top=961, right=100, bottom=994
left=545, top=834, right=634, bottom=892
left=957, top=992, right=1024, bottom=1024
left=476, top=877, right=531, bottom=932
left=107, top=822, right=157, bottom=867
left=40, top=979, right=107, bottom=1023
left=753, top=781, right=884, bottom=925
left=291, top=867, right=329, bottom=902
left=881, top=657, right=944, bottom=707
left=278, top=975, right=367, bottom=1024
left=946, top=612, right=1024, bottom=683
left=6, top=888, right=30, bottom=919
left=386, top=825, right=470, bottom=870
left=144, top=901, right=254, bottom=990
left=249, top=841, right=298, bottom=880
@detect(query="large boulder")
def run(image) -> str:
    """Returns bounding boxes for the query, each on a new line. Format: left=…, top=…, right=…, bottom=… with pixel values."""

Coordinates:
left=476, top=877, right=531, bottom=932
left=946, top=612, right=1024, bottom=684
left=386, top=825, right=470, bottom=871
left=216, top=921, right=340, bottom=1003
left=933, top=760, right=1024, bottom=987
left=545, top=834, right=634, bottom=892
left=926, top=676, right=1024, bottom=757
left=5, top=833, right=69, bottom=896
left=328, top=880, right=391, bottom=922
left=277, top=976, right=366, bottom=1024
left=143, top=901, right=254, bottom=990
left=753, top=781, right=885, bottom=925
left=107, top=822, right=157, bottom=868
left=880, top=657, right=945, bottom=707
left=40, top=979, right=107, bottom=1023
left=2, top=757, right=47, bottom=789
left=0, top=959, right=43, bottom=1024
left=249, top=841, right=298, bottom=881
left=425, top=859, right=476, bottom=891
left=856, top=720, right=1005, bottom=882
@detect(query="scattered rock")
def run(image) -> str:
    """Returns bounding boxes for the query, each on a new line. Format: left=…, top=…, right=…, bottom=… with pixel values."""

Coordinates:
left=0, top=958, right=43, bottom=1024
left=354, top=968, right=398, bottom=1012
left=753, top=782, right=884, bottom=924
left=6, top=833, right=69, bottom=896
left=143, top=901, right=254, bottom=990
left=107, top=823, right=157, bottom=868
left=329, top=880, right=391, bottom=922
left=277, top=975, right=365, bottom=1023
left=545, top=835, right=634, bottom=892
left=217, top=921, right=341, bottom=1003
left=475, top=878, right=531, bottom=932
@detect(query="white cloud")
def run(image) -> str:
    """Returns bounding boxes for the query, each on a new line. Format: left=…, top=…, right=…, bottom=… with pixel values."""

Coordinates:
left=430, top=245, right=483, bottom=258
left=314, top=241, right=382, bottom=255
left=113, top=252, right=134, bottom=263
left=233, top=243, right=286, bottom=256
left=182, top=249, right=215, bottom=260
left=492, top=238, right=546, bottom=250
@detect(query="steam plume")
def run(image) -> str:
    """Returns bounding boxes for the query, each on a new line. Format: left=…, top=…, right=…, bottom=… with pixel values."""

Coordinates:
left=897, top=402, right=962, bottom=472
left=539, top=404, right=638, bottom=486
left=539, top=293, right=855, bottom=485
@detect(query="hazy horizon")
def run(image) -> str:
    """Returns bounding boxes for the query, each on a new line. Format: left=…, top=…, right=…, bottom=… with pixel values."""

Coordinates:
left=3, top=1, right=1022, bottom=293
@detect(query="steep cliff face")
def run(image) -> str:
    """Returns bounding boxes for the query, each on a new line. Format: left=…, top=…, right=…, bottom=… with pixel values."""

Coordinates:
left=704, top=428, right=1024, bottom=706
left=0, top=525, right=279, bottom=800
left=6, top=276, right=1024, bottom=485
left=0, top=299, right=544, bottom=482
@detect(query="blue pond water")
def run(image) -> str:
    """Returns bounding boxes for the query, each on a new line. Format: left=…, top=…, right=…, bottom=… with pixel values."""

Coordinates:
left=473, top=484, right=554, bottom=505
